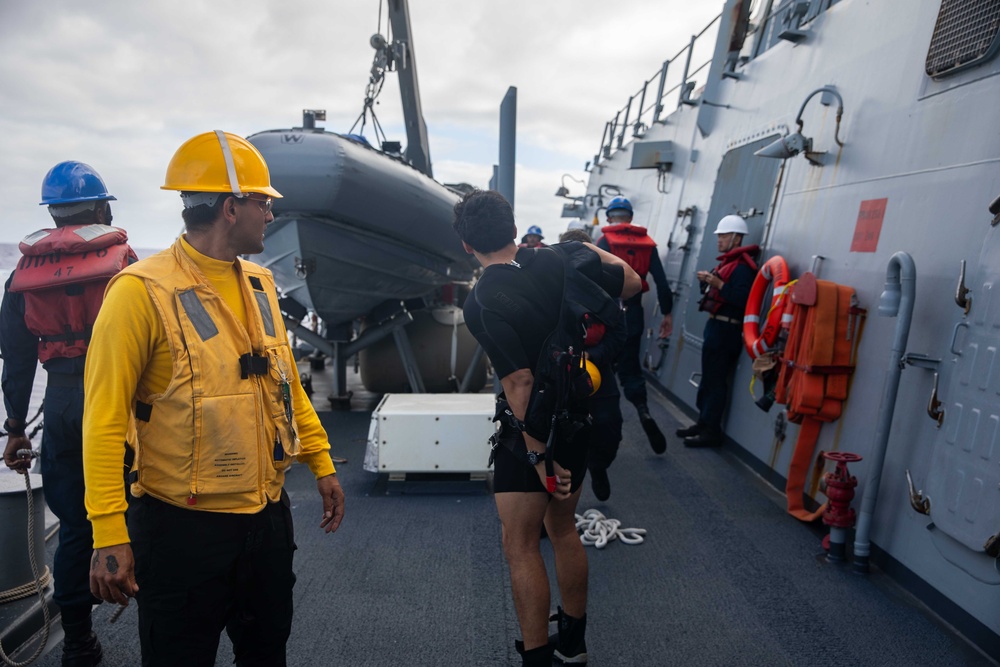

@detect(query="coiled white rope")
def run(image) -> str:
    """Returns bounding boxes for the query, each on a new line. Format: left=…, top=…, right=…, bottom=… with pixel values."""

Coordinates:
left=574, top=509, right=646, bottom=549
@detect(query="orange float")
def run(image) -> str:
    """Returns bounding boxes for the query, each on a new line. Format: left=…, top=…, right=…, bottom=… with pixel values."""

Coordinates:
left=743, top=255, right=791, bottom=359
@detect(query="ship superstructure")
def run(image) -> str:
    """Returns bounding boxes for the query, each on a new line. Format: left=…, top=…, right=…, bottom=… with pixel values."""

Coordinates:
left=572, top=0, right=1000, bottom=656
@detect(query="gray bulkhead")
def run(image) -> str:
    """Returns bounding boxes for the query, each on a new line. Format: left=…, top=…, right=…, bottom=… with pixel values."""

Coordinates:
left=582, top=0, right=1000, bottom=648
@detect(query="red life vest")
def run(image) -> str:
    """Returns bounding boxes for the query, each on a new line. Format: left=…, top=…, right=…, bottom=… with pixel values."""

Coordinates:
left=601, top=223, right=657, bottom=292
left=9, top=224, right=137, bottom=363
left=698, top=244, right=760, bottom=314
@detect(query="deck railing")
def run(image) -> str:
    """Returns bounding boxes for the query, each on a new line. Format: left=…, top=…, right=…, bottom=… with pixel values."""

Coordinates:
left=591, top=0, right=841, bottom=168
left=592, top=12, right=720, bottom=169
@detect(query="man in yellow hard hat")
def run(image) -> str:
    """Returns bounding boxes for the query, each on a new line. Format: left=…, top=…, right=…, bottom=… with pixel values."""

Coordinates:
left=82, top=131, right=344, bottom=666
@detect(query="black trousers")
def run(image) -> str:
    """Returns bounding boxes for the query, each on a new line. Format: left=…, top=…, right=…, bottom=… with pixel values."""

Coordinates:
left=585, top=393, right=625, bottom=473
left=615, top=304, right=648, bottom=407
left=39, top=382, right=98, bottom=610
left=696, top=318, right=745, bottom=431
left=128, top=492, right=297, bottom=667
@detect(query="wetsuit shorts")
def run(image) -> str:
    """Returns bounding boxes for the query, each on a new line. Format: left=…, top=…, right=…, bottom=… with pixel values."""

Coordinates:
left=492, top=432, right=589, bottom=494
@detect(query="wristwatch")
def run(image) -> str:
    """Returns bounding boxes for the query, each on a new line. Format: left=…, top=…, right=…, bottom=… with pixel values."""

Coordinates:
left=3, top=419, right=25, bottom=437
left=526, top=450, right=545, bottom=466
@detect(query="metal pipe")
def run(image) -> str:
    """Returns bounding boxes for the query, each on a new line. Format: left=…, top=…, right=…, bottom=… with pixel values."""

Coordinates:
left=853, top=251, right=916, bottom=573
left=458, top=345, right=486, bottom=394
left=678, top=35, right=696, bottom=109
left=652, top=59, right=670, bottom=124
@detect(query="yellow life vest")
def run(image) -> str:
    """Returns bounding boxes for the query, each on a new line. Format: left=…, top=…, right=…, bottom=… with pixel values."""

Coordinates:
left=113, top=240, right=301, bottom=512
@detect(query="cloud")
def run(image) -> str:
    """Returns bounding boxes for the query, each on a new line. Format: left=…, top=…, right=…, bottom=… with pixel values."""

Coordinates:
left=0, top=0, right=721, bottom=249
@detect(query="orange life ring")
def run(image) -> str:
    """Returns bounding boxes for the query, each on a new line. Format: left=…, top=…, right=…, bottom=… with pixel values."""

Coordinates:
left=743, top=255, right=791, bottom=359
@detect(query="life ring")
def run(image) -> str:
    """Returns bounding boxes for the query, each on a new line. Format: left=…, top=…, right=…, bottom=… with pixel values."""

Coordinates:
left=743, top=255, right=791, bottom=359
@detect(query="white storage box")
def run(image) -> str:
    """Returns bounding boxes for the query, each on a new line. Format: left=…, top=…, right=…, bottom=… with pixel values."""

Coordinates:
left=364, top=393, right=497, bottom=473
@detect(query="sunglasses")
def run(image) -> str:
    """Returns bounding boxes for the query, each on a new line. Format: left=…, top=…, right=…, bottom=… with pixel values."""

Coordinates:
left=239, top=194, right=273, bottom=214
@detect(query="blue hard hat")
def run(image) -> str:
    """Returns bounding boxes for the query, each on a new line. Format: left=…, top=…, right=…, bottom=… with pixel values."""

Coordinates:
left=526, top=225, right=544, bottom=237
left=39, top=161, right=117, bottom=206
left=606, top=197, right=632, bottom=215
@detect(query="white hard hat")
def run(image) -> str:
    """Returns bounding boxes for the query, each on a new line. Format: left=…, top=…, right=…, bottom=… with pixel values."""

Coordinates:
left=566, top=219, right=588, bottom=231
left=714, top=214, right=748, bottom=235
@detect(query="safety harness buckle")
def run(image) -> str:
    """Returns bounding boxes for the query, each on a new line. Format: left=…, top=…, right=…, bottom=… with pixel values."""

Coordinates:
left=239, top=353, right=269, bottom=379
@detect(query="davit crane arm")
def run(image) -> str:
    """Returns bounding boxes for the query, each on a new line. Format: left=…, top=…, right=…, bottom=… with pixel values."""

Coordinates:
left=386, top=0, right=433, bottom=178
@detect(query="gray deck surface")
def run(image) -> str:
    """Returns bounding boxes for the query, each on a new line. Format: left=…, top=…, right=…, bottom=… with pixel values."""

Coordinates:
left=14, top=369, right=998, bottom=666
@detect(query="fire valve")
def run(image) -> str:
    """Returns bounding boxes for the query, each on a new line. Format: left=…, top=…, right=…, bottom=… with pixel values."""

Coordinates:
left=822, top=451, right=862, bottom=529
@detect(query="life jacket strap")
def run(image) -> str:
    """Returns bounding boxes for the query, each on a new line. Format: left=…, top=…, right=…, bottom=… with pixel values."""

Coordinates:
left=135, top=401, right=153, bottom=423
left=40, top=324, right=93, bottom=344
left=239, top=353, right=269, bottom=379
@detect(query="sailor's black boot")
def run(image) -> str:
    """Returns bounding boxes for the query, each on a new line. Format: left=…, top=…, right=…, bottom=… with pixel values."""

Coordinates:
left=552, top=606, right=588, bottom=664
left=61, top=605, right=103, bottom=667
left=514, top=639, right=555, bottom=666
left=637, top=404, right=667, bottom=454
left=684, top=427, right=723, bottom=448
left=675, top=423, right=702, bottom=438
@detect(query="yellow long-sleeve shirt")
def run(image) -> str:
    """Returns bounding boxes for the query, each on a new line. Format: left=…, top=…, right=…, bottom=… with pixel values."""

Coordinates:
left=83, top=235, right=335, bottom=548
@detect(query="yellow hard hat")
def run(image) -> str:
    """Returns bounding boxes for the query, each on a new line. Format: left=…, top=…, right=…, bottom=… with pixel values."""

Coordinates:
left=584, top=359, right=601, bottom=395
left=161, top=130, right=282, bottom=198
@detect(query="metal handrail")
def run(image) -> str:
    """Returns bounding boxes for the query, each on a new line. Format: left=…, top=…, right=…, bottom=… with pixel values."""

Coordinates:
left=593, top=11, right=721, bottom=167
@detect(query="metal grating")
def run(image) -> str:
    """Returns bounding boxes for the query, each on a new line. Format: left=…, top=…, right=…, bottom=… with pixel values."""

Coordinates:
left=926, top=0, right=1000, bottom=78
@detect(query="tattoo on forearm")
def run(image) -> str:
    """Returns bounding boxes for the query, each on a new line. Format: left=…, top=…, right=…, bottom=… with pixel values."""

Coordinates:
left=91, top=551, right=99, bottom=571
left=106, top=555, right=119, bottom=574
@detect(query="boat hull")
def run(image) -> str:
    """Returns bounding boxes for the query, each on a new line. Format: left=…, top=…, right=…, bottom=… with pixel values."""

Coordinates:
left=247, top=129, right=476, bottom=328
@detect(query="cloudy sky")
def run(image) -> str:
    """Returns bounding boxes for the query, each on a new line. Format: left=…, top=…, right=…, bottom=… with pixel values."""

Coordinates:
left=0, top=1, right=722, bottom=251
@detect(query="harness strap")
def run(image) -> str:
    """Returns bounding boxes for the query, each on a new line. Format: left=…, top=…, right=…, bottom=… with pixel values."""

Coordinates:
left=40, top=324, right=93, bottom=344
left=239, top=353, right=269, bottom=379
left=135, top=401, right=153, bottom=423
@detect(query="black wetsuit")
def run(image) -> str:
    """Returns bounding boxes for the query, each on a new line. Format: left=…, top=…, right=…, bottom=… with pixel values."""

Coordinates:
left=464, top=243, right=625, bottom=493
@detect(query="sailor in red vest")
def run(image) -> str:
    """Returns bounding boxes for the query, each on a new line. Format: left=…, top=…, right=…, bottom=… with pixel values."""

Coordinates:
left=518, top=224, right=546, bottom=248
left=683, top=214, right=760, bottom=447
left=596, top=197, right=673, bottom=457
left=1, top=161, right=136, bottom=666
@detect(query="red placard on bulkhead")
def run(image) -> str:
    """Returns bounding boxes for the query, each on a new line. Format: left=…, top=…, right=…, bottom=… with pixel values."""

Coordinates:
left=850, top=198, right=888, bottom=253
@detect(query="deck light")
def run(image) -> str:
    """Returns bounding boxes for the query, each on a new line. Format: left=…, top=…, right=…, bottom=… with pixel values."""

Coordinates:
left=555, top=173, right=587, bottom=198
left=755, top=86, right=845, bottom=166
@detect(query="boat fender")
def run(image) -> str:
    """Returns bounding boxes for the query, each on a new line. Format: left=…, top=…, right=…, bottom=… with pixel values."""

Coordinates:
left=743, top=255, right=792, bottom=359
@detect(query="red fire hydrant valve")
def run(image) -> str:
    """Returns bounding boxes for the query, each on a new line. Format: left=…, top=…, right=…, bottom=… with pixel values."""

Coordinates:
left=822, top=451, right=862, bottom=529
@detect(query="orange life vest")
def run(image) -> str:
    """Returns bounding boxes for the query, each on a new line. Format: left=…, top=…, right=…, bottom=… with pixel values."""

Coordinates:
left=698, top=244, right=759, bottom=314
left=9, top=224, right=136, bottom=363
left=601, top=223, right=656, bottom=292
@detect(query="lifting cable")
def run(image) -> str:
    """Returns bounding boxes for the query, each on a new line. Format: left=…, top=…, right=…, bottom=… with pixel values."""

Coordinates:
left=0, top=413, right=52, bottom=667
left=348, top=0, right=391, bottom=147
left=575, top=509, right=646, bottom=549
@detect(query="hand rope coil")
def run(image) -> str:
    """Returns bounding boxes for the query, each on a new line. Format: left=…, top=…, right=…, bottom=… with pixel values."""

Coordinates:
left=574, top=509, right=647, bottom=549
left=0, top=451, right=52, bottom=667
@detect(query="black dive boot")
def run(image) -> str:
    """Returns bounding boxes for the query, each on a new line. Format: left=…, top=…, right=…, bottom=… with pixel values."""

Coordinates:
left=514, top=639, right=555, bottom=666
left=61, top=605, right=103, bottom=667
left=637, top=404, right=667, bottom=454
left=552, top=606, right=588, bottom=664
